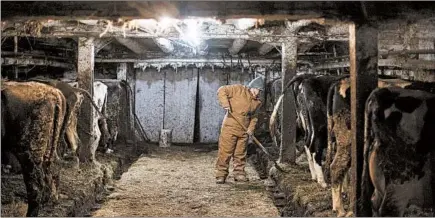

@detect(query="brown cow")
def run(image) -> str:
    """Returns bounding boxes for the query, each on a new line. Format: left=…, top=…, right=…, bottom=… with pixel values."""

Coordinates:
left=1, top=81, right=66, bottom=216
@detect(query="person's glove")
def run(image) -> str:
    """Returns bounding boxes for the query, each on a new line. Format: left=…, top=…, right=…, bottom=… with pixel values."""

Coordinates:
left=224, top=107, right=232, bottom=113
left=246, top=129, right=254, bottom=136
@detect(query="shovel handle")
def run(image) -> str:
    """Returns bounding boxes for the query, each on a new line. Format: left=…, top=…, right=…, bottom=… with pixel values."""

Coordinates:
left=227, top=110, right=289, bottom=173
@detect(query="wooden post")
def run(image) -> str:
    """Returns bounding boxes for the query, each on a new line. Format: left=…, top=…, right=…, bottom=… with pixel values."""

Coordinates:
left=77, top=37, right=96, bottom=163
left=279, top=37, right=297, bottom=164
left=14, top=36, right=18, bottom=79
left=349, top=22, right=378, bottom=216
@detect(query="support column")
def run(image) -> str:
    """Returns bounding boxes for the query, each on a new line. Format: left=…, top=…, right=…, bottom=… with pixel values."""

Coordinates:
left=349, top=23, right=378, bottom=216
left=77, top=37, right=96, bottom=163
left=14, top=36, right=18, bottom=79
left=279, top=37, right=298, bottom=164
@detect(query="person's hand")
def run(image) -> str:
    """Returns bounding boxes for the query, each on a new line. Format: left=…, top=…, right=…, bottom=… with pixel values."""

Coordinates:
left=224, top=107, right=232, bottom=113
left=246, top=129, right=254, bottom=136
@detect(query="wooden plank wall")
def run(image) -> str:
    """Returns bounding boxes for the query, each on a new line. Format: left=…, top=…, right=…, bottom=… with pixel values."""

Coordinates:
left=135, top=68, right=165, bottom=142
left=198, top=67, right=228, bottom=143
left=164, top=67, right=198, bottom=143
left=229, top=68, right=253, bottom=85
left=135, top=66, right=254, bottom=143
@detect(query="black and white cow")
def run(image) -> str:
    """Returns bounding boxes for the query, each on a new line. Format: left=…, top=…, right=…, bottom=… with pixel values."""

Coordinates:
left=295, top=75, right=345, bottom=188
left=324, top=77, right=422, bottom=217
left=268, top=76, right=307, bottom=151
left=69, top=81, right=112, bottom=156
left=360, top=86, right=435, bottom=217
left=270, top=74, right=344, bottom=187
left=100, top=81, right=124, bottom=152
left=1, top=81, right=66, bottom=216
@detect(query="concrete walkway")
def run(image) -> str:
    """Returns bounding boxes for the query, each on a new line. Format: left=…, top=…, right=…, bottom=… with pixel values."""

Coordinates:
left=92, top=145, right=279, bottom=217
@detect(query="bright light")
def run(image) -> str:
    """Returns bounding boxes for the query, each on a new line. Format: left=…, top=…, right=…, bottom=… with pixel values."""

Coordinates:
left=235, top=18, right=257, bottom=30
left=182, top=19, right=201, bottom=47
left=159, top=17, right=175, bottom=29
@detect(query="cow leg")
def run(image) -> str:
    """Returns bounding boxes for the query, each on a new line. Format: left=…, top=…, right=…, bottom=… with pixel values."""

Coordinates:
left=330, top=143, right=351, bottom=216
left=369, top=148, right=387, bottom=216
left=16, top=152, right=47, bottom=217
left=313, top=152, right=327, bottom=188
left=305, top=146, right=317, bottom=180
left=431, top=153, right=435, bottom=214
left=65, top=122, right=80, bottom=166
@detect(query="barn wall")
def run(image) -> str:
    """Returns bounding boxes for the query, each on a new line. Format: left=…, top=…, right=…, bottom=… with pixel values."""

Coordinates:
left=134, top=66, right=255, bottom=144
left=135, top=67, right=165, bottom=142
left=163, top=67, right=198, bottom=143
left=198, top=67, right=228, bottom=143
left=378, top=18, right=435, bottom=82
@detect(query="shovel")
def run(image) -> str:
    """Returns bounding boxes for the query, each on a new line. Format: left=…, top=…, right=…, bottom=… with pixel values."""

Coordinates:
left=227, top=111, right=289, bottom=173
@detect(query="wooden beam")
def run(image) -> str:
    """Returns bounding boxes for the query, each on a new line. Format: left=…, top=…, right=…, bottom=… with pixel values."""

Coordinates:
left=1, top=20, right=349, bottom=43
left=153, top=38, right=175, bottom=54
left=279, top=37, right=298, bottom=164
left=349, top=23, right=378, bottom=216
left=95, top=57, right=282, bottom=65
left=76, top=37, right=96, bottom=164
left=94, top=38, right=113, bottom=54
left=379, top=58, right=435, bottom=70
left=115, top=37, right=149, bottom=54
left=1, top=57, right=74, bottom=68
left=258, top=43, right=275, bottom=55
left=313, top=58, right=435, bottom=70
left=228, top=39, right=248, bottom=55
left=379, top=49, right=435, bottom=57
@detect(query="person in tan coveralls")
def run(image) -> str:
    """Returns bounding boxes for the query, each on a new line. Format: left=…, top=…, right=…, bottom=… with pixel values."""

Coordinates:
left=215, top=77, right=264, bottom=184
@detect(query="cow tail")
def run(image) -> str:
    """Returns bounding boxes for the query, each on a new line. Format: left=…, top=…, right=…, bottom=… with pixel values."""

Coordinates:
left=281, top=75, right=304, bottom=95
left=324, top=81, right=340, bottom=184
left=269, top=76, right=303, bottom=146
left=269, top=94, right=284, bottom=147
left=358, top=89, right=377, bottom=216
left=75, top=87, right=108, bottom=120
left=47, top=96, right=62, bottom=164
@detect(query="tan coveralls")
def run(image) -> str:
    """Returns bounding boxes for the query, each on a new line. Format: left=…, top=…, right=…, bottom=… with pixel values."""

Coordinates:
left=215, top=84, right=262, bottom=178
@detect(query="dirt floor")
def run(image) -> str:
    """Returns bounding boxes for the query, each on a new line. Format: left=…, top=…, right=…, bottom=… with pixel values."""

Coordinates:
left=92, top=144, right=279, bottom=217
left=1, top=142, right=146, bottom=217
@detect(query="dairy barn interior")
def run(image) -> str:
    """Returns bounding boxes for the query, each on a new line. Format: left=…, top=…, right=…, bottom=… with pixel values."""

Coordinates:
left=1, top=1, right=435, bottom=217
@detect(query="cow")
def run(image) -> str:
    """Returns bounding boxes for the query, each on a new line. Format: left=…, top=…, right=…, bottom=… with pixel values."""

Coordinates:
left=100, top=81, right=124, bottom=153
left=68, top=81, right=112, bottom=157
left=28, top=78, right=111, bottom=159
left=360, top=86, right=435, bottom=217
left=1, top=81, right=66, bottom=216
left=325, top=78, right=435, bottom=217
left=269, top=75, right=313, bottom=151
left=269, top=74, right=345, bottom=188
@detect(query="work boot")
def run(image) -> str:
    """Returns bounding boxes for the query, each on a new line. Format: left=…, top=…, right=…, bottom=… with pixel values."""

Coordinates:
left=234, top=174, right=248, bottom=182
left=216, top=177, right=226, bottom=184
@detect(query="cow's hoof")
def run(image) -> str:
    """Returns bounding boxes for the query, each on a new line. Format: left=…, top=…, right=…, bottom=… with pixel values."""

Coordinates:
left=319, top=182, right=328, bottom=188
left=105, top=149, right=114, bottom=154
left=345, top=211, right=354, bottom=217
left=337, top=211, right=346, bottom=217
